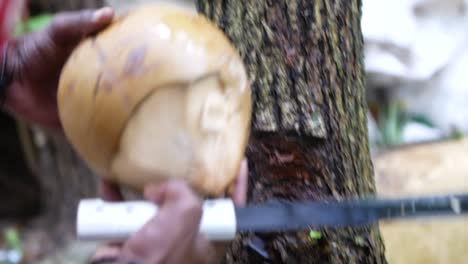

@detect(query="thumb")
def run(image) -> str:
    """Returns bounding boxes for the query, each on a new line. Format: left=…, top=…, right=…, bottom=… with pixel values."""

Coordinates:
left=48, top=7, right=114, bottom=46
left=121, top=180, right=202, bottom=261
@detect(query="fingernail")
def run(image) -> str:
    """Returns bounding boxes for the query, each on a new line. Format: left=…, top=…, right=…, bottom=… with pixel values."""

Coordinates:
left=93, top=7, right=114, bottom=22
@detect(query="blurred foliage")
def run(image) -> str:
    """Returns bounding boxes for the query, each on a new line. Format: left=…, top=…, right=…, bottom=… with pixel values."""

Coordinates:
left=0, top=227, right=22, bottom=264
left=15, top=14, right=52, bottom=36
left=374, top=100, right=451, bottom=147
left=378, top=101, right=406, bottom=146
left=308, top=230, right=322, bottom=240
left=3, top=228, right=21, bottom=252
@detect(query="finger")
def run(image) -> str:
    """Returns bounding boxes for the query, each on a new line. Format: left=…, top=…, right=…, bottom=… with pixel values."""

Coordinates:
left=98, top=178, right=123, bottom=201
left=89, top=244, right=122, bottom=264
left=48, top=7, right=114, bottom=46
left=142, top=181, right=172, bottom=205
left=121, top=180, right=202, bottom=261
left=232, top=158, right=249, bottom=206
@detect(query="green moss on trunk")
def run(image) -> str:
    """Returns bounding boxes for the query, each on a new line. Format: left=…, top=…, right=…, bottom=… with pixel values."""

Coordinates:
left=197, top=0, right=386, bottom=263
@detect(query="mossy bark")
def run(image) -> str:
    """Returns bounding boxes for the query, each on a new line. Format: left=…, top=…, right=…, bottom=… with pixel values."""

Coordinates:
left=197, top=0, right=387, bottom=263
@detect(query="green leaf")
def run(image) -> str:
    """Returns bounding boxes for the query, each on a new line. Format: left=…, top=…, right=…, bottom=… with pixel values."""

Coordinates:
left=407, top=114, right=434, bottom=128
left=3, top=228, right=21, bottom=251
left=26, top=14, right=53, bottom=32
left=378, top=101, right=406, bottom=146
left=14, top=14, right=53, bottom=36
left=309, top=230, right=322, bottom=240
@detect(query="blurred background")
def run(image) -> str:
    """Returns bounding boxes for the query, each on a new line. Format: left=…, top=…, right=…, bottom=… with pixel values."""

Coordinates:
left=0, top=0, right=466, bottom=263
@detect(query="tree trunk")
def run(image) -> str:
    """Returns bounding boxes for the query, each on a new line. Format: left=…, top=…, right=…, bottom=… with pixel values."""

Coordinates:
left=196, top=0, right=387, bottom=263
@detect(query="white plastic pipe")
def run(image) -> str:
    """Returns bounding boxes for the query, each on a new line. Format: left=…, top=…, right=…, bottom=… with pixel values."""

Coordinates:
left=76, top=198, right=237, bottom=242
left=105, top=0, right=197, bottom=15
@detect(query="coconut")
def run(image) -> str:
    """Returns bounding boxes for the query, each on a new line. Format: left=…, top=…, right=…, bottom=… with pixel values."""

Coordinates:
left=57, top=4, right=252, bottom=196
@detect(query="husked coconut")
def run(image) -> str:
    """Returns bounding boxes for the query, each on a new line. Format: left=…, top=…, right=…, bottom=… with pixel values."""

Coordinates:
left=57, top=4, right=252, bottom=196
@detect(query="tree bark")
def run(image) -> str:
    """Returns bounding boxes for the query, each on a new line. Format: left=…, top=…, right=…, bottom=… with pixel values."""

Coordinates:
left=197, top=0, right=386, bottom=263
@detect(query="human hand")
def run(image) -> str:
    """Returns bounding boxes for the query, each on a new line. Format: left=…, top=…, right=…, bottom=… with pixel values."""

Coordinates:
left=3, top=7, right=114, bottom=131
left=90, top=158, right=249, bottom=264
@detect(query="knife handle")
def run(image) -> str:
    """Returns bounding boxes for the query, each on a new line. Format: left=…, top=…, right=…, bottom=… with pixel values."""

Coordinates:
left=76, top=198, right=237, bottom=242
